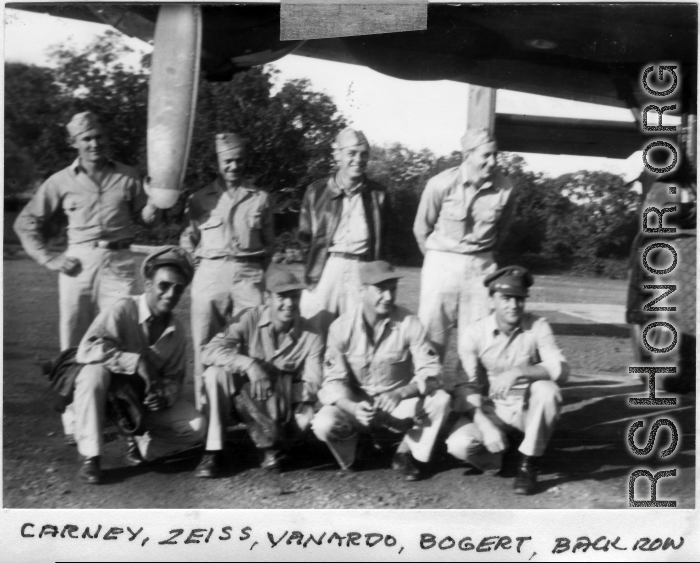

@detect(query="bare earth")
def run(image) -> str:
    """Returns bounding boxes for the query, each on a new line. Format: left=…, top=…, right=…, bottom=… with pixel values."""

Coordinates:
left=3, top=253, right=695, bottom=509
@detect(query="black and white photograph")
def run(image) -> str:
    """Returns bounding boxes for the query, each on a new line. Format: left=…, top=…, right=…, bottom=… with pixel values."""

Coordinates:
left=3, top=0, right=697, bottom=544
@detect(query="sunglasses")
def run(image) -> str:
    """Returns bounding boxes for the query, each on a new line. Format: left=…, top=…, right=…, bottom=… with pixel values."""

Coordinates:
left=157, top=281, right=186, bottom=296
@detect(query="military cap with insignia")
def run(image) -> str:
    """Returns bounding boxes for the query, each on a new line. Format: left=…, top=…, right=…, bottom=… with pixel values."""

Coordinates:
left=484, top=266, right=533, bottom=297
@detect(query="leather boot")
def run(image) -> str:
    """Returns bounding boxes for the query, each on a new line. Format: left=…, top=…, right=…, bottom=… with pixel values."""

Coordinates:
left=514, top=454, right=538, bottom=495
left=77, top=456, right=103, bottom=484
left=195, top=452, right=222, bottom=478
left=124, top=438, right=146, bottom=467
left=391, top=450, right=423, bottom=482
left=261, top=449, right=282, bottom=473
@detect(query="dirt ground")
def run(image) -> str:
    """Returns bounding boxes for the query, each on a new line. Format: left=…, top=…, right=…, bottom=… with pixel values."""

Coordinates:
left=3, top=252, right=695, bottom=509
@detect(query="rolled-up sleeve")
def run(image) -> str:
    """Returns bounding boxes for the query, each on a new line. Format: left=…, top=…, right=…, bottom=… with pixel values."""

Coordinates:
left=14, top=177, right=62, bottom=266
left=533, top=318, right=570, bottom=383
left=317, top=321, right=354, bottom=406
left=413, top=177, right=443, bottom=254
left=406, top=316, right=443, bottom=394
left=200, top=311, right=256, bottom=373
left=76, top=302, right=141, bottom=374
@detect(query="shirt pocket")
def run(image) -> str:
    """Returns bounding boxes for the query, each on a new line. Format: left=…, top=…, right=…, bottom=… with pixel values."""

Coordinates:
left=199, top=216, right=225, bottom=250
left=62, top=194, right=92, bottom=229
left=437, top=203, right=467, bottom=241
left=381, top=348, right=411, bottom=384
left=238, top=210, right=264, bottom=251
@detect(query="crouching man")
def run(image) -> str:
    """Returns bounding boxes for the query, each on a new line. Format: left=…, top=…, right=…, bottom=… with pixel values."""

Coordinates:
left=445, top=266, right=569, bottom=495
left=74, top=247, right=206, bottom=484
left=312, top=261, right=450, bottom=481
left=195, top=266, right=323, bottom=477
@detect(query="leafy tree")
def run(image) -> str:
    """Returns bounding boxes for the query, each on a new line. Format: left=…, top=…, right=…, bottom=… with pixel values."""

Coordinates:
left=367, top=144, right=461, bottom=264
left=4, top=62, right=68, bottom=193
left=5, top=31, right=639, bottom=276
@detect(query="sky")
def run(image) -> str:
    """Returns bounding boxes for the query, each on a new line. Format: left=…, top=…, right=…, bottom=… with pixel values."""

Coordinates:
left=3, top=6, right=643, bottom=177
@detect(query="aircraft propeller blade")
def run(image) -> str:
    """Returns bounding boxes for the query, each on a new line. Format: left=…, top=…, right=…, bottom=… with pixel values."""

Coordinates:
left=147, top=5, right=202, bottom=209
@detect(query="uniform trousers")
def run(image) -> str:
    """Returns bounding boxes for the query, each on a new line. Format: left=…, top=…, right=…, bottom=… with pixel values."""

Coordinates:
left=312, top=390, right=451, bottom=470
left=445, top=380, right=562, bottom=467
left=418, top=250, right=496, bottom=386
left=202, top=366, right=313, bottom=452
left=73, top=364, right=206, bottom=461
left=59, top=244, right=138, bottom=437
left=300, top=256, right=363, bottom=337
left=191, top=258, right=264, bottom=409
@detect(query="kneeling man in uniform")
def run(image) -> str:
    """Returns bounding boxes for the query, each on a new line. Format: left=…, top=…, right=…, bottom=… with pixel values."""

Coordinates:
left=74, top=247, right=206, bottom=483
left=195, top=266, right=323, bottom=477
left=446, top=266, right=569, bottom=494
left=312, top=261, right=450, bottom=481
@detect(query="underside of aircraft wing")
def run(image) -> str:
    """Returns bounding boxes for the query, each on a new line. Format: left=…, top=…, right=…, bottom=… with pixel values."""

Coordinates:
left=9, top=3, right=697, bottom=160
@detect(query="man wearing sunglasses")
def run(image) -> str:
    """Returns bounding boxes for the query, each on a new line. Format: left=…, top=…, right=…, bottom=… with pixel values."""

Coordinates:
left=72, top=246, right=206, bottom=484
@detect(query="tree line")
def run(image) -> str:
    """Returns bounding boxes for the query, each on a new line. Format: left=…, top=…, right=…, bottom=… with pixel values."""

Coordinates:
left=5, top=32, right=640, bottom=277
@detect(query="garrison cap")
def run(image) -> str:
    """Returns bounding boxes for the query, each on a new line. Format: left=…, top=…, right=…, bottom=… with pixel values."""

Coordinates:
left=484, top=266, right=533, bottom=297
left=141, top=246, right=195, bottom=286
left=334, top=127, right=369, bottom=150
left=359, top=261, right=402, bottom=286
left=461, top=128, right=496, bottom=154
left=215, top=132, right=248, bottom=154
left=265, top=265, right=306, bottom=294
left=67, top=111, right=102, bottom=138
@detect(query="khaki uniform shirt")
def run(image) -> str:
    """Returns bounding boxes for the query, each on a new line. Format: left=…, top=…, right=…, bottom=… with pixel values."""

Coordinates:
left=180, top=177, right=274, bottom=260
left=76, top=294, right=187, bottom=407
left=413, top=164, right=516, bottom=255
left=201, top=306, right=324, bottom=404
left=456, top=312, right=569, bottom=404
left=14, top=158, right=152, bottom=265
left=329, top=181, right=370, bottom=255
left=319, top=305, right=442, bottom=405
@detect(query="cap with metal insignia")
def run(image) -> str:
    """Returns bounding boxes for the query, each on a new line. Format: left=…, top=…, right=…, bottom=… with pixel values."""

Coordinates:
left=484, top=266, right=533, bottom=297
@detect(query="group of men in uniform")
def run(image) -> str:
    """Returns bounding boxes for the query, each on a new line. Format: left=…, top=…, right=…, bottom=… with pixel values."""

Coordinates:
left=15, top=110, right=569, bottom=496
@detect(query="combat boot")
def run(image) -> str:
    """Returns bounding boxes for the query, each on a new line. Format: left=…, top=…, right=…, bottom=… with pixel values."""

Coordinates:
left=513, top=454, right=538, bottom=495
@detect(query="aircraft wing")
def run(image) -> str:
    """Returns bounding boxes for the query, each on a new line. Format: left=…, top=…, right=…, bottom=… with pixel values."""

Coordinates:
left=10, top=2, right=696, bottom=158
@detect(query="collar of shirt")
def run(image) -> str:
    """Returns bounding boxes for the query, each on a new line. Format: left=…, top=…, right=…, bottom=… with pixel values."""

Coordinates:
left=211, top=176, right=257, bottom=196
left=71, top=157, right=115, bottom=175
left=257, top=305, right=301, bottom=350
left=459, top=161, right=495, bottom=193
left=137, top=294, right=177, bottom=339
left=331, top=173, right=365, bottom=199
left=488, top=312, right=524, bottom=339
left=354, top=304, right=399, bottom=347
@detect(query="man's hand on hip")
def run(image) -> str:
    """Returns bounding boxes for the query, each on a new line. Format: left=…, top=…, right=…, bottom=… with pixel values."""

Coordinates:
left=47, top=255, right=82, bottom=276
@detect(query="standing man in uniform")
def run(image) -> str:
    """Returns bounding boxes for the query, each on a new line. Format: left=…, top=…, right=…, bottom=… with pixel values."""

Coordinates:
left=181, top=133, right=274, bottom=409
left=413, top=129, right=517, bottom=370
left=14, top=111, right=159, bottom=441
left=312, top=261, right=450, bottom=481
left=195, top=266, right=323, bottom=477
left=73, top=247, right=205, bottom=484
left=445, top=266, right=569, bottom=495
left=298, top=128, right=390, bottom=336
